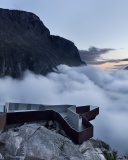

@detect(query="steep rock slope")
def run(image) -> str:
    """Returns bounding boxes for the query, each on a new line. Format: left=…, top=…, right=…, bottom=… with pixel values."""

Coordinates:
left=0, top=8, right=85, bottom=78
left=124, top=66, right=128, bottom=70
left=0, top=123, right=104, bottom=160
left=0, top=122, right=127, bottom=160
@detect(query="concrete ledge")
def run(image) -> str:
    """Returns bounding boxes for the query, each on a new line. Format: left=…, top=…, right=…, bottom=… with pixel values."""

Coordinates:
left=67, top=106, right=79, bottom=130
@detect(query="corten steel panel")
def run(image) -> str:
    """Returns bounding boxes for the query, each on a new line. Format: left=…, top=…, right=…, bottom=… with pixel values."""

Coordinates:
left=7, top=110, right=53, bottom=124
left=82, top=107, right=99, bottom=121
left=78, top=115, right=94, bottom=143
left=7, top=110, right=80, bottom=143
left=78, top=126, right=93, bottom=143
left=0, top=113, right=7, bottom=129
left=53, top=111, right=79, bottom=144
left=82, top=115, right=92, bottom=128
left=76, top=105, right=90, bottom=115
left=6, top=109, right=98, bottom=144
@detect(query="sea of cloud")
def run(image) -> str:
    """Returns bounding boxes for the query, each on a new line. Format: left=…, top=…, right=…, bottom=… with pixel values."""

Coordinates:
left=0, top=65, right=128, bottom=155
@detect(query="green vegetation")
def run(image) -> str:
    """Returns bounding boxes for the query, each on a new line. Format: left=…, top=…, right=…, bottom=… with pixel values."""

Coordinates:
left=103, top=150, right=117, bottom=160
left=99, top=140, right=117, bottom=160
left=100, top=140, right=110, bottom=150
left=112, top=150, right=118, bottom=160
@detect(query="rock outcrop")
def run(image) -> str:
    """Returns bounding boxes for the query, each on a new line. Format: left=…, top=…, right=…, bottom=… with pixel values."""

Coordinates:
left=0, top=8, right=85, bottom=78
left=0, top=121, right=127, bottom=160
left=0, top=122, right=103, bottom=160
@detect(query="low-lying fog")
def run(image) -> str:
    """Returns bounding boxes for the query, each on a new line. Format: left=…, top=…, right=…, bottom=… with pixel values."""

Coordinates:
left=0, top=65, right=128, bottom=155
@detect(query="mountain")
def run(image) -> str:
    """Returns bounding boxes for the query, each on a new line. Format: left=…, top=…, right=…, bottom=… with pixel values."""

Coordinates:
left=0, top=8, right=85, bottom=78
left=124, top=66, right=128, bottom=70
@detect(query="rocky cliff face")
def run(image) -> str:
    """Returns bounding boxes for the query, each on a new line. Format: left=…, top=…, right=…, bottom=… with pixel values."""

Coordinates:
left=0, top=122, right=105, bottom=160
left=0, top=121, right=127, bottom=160
left=0, top=8, right=85, bottom=78
left=124, top=66, right=128, bottom=70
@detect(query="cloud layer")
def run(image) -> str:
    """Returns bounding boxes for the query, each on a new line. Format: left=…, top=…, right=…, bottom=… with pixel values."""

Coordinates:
left=0, top=65, right=128, bottom=155
left=79, top=47, right=128, bottom=70
left=79, top=46, right=114, bottom=61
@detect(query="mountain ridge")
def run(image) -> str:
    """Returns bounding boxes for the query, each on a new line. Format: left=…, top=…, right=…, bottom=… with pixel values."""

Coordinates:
left=0, top=8, right=85, bottom=78
left=124, top=66, right=128, bottom=70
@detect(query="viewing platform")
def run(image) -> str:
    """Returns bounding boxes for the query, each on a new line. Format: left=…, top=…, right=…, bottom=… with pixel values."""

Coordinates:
left=0, top=102, right=99, bottom=144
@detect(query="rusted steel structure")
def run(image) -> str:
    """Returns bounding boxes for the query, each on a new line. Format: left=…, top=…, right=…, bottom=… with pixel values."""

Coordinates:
left=0, top=103, right=99, bottom=144
left=0, top=113, right=6, bottom=129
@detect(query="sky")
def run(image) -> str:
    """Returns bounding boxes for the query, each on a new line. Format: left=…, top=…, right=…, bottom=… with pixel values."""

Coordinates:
left=0, top=0, right=128, bottom=69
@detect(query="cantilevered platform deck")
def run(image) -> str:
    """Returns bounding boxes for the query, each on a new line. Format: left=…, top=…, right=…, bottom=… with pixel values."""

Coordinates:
left=0, top=102, right=99, bottom=144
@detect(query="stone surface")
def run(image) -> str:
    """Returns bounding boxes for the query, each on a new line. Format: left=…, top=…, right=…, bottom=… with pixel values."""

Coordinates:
left=0, top=122, right=127, bottom=160
left=79, top=141, right=106, bottom=160
left=0, top=123, right=85, bottom=160
left=0, top=8, right=85, bottom=78
left=90, top=139, right=128, bottom=160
